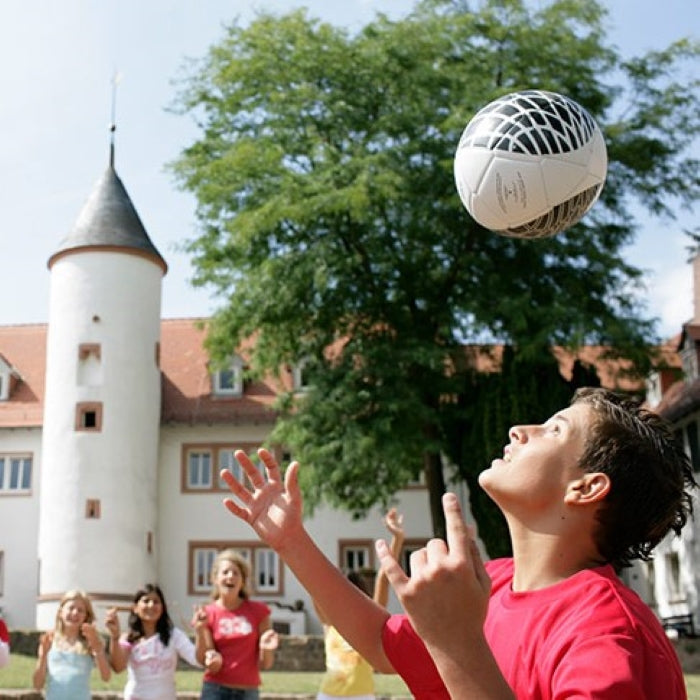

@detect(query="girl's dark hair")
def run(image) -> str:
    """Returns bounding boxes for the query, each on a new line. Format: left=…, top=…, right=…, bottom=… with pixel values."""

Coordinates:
left=126, top=583, right=173, bottom=646
left=572, top=388, right=697, bottom=570
left=346, top=571, right=371, bottom=597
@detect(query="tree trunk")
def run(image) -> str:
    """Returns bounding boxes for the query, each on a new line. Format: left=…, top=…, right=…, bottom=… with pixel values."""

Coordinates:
left=423, top=449, right=447, bottom=540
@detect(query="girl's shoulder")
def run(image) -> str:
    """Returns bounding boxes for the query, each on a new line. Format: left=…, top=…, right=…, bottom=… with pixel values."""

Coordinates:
left=170, top=626, right=190, bottom=642
left=243, top=598, right=271, bottom=619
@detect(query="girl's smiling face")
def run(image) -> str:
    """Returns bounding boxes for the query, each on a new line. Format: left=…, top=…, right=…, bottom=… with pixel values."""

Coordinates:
left=134, top=592, right=164, bottom=623
left=215, top=559, right=245, bottom=598
left=59, top=598, right=89, bottom=630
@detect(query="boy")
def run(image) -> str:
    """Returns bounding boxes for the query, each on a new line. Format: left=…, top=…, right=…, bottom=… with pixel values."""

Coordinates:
left=221, top=388, right=695, bottom=698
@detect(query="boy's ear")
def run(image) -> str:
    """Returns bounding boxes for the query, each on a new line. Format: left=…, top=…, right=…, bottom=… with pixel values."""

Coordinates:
left=564, top=472, right=611, bottom=505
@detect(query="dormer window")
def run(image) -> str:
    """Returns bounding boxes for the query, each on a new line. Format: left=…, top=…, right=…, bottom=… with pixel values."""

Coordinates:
left=212, top=356, right=244, bottom=397
left=680, top=334, right=699, bottom=381
left=0, top=357, right=17, bottom=401
left=645, top=372, right=662, bottom=407
left=292, top=359, right=311, bottom=392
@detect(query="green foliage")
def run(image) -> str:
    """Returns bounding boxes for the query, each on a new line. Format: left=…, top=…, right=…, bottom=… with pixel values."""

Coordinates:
left=168, top=0, right=700, bottom=544
left=442, top=347, right=602, bottom=556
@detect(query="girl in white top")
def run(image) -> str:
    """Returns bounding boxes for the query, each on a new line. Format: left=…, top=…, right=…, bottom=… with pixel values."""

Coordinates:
left=106, top=583, right=201, bottom=700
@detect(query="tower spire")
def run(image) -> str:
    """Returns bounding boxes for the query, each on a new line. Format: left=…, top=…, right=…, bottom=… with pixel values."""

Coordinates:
left=109, top=71, right=122, bottom=169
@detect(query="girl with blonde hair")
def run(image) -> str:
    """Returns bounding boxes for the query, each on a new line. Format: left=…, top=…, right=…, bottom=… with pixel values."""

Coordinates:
left=33, top=589, right=111, bottom=699
left=192, top=548, right=278, bottom=699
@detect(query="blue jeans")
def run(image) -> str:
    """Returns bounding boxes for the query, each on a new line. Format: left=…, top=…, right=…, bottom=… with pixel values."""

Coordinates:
left=200, top=682, right=259, bottom=700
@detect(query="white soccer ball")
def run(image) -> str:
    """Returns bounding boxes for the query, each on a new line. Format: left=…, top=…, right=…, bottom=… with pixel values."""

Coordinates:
left=454, top=90, right=608, bottom=239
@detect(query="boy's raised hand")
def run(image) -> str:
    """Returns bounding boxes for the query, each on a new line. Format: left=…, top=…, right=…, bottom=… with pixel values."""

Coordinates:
left=376, top=493, right=512, bottom=697
left=221, top=448, right=303, bottom=553
left=376, top=492, right=491, bottom=649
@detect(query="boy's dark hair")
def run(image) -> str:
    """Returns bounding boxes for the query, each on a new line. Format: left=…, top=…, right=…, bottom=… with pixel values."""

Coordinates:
left=126, top=583, right=173, bottom=646
left=572, top=387, right=697, bottom=570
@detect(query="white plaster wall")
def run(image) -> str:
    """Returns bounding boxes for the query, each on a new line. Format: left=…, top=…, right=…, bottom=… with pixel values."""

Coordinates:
left=156, top=424, right=273, bottom=630
left=37, top=251, right=162, bottom=628
left=0, top=428, right=42, bottom=629
left=155, top=422, right=471, bottom=636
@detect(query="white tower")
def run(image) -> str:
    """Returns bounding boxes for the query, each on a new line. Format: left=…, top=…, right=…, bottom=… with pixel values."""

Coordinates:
left=36, top=141, right=167, bottom=628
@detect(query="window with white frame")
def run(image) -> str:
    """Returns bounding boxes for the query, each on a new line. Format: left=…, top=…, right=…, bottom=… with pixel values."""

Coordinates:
left=256, top=548, right=279, bottom=592
left=0, top=454, right=32, bottom=494
left=666, top=551, right=683, bottom=602
left=217, top=448, right=262, bottom=489
left=192, top=546, right=219, bottom=591
left=681, top=336, right=699, bottom=381
left=189, top=543, right=281, bottom=596
left=218, top=449, right=242, bottom=489
left=183, top=443, right=262, bottom=493
left=339, top=542, right=373, bottom=572
left=187, top=449, right=213, bottom=489
left=645, top=372, right=662, bottom=407
left=0, top=359, right=11, bottom=401
left=212, top=356, right=244, bottom=397
left=292, top=358, right=311, bottom=392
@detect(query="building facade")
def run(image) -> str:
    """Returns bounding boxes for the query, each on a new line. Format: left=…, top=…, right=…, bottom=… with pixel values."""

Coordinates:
left=0, top=160, right=446, bottom=635
left=0, top=158, right=696, bottom=638
left=640, top=254, right=700, bottom=636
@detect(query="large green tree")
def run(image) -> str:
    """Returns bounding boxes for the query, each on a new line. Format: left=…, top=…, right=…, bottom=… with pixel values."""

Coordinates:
left=169, top=0, right=700, bottom=545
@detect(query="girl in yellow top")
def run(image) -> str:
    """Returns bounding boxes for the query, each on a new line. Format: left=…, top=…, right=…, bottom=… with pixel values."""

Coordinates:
left=316, top=509, right=405, bottom=700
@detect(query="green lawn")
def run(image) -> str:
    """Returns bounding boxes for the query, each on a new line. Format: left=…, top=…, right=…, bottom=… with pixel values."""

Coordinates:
left=2, top=653, right=697, bottom=697
left=0, top=653, right=411, bottom=695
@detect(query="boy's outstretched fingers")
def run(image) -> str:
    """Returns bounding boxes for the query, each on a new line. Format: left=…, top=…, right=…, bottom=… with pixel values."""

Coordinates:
left=257, top=447, right=283, bottom=484
left=235, top=449, right=266, bottom=489
left=442, top=492, right=469, bottom=553
left=442, top=492, right=490, bottom=591
left=222, top=494, right=252, bottom=523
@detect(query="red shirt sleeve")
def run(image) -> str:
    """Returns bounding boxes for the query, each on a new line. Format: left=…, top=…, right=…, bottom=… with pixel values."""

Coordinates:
left=381, top=614, right=450, bottom=700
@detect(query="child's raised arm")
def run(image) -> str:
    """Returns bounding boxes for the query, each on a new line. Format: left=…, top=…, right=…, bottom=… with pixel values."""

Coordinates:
left=374, top=508, right=405, bottom=608
left=221, top=448, right=394, bottom=672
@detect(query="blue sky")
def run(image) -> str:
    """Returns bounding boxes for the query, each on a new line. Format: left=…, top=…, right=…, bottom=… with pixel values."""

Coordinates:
left=0, top=0, right=696, bottom=339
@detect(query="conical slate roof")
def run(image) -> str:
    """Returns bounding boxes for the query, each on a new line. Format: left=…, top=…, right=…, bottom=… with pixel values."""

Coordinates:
left=48, top=165, right=167, bottom=273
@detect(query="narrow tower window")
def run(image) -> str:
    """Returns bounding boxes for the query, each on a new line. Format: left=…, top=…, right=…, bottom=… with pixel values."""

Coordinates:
left=75, top=402, right=103, bottom=432
left=85, top=499, right=101, bottom=519
left=77, top=344, right=102, bottom=386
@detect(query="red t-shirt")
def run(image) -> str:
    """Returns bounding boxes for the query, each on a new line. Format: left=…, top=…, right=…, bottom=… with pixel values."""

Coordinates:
left=203, top=599, right=271, bottom=688
left=0, top=619, right=8, bottom=644
left=382, top=559, right=686, bottom=699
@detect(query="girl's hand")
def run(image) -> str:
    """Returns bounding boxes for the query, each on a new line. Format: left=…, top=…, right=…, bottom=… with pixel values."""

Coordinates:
left=204, top=648, right=223, bottom=673
left=82, top=622, right=103, bottom=651
left=191, top=605, right=209, bottom=631
left=260, top=628, right=279, bottom=651
left=384, top=507, right=405, bottom=539
left=104, top=608, right=120, bottom=639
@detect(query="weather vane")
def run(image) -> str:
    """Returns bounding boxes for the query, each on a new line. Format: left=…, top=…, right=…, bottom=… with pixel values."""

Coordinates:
left=109, top=70, right=122, bottom=168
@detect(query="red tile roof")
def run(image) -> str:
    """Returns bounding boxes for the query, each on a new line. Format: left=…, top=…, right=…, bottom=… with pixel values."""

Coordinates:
left=0, top=319, right=679, bottom=429
left=0, top=324, right=47, bottom=427
left=159, top=318, right=283, bottom=425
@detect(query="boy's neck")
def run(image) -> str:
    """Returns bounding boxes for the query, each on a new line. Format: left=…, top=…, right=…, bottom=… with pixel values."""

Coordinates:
left=508, top=523, right=603, bottom=592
